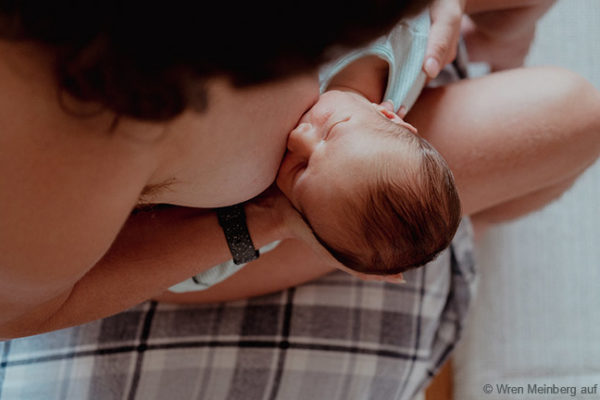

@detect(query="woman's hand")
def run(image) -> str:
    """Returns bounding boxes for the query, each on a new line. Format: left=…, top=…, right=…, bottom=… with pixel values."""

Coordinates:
left=423, top=0, right=467, bottom=80
left=247, top=185, right=312, bottom=241
left=247, top=185, right=343, bottom=267
left=461, top=0, right=557, bottom=71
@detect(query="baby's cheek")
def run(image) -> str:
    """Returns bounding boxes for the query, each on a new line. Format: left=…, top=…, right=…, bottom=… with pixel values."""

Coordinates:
left=275, top=155, right=296, bottom=195
left=276, top=156, right=291, bottom=181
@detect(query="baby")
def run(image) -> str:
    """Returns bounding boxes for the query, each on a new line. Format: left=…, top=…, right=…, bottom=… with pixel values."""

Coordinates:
left=276, top=11, right=461, bottom=280
left=276, top=90, right=460, bottom=279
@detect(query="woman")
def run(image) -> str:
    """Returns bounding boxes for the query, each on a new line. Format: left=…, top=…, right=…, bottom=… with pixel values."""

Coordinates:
left=1, top=0, right=598, bottom=399
left=0, top=0, right=430, bottom=338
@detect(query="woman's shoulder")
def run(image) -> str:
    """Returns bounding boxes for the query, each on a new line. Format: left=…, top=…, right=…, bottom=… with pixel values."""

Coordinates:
left=0, top=40, right=161, bottom=177
left=0, top=40, right=160, bottom=283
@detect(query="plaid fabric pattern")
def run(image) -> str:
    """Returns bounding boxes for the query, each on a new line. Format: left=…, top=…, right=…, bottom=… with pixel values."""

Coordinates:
left=0, top=219, right=475, bottom=400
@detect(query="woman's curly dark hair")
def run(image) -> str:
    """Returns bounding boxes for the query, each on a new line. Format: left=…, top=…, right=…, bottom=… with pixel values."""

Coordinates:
left=0, top=1, right=430, bottom=121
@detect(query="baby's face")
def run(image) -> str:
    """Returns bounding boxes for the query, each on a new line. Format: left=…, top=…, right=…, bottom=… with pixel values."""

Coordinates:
left=276, top=90, right=418, bottom=270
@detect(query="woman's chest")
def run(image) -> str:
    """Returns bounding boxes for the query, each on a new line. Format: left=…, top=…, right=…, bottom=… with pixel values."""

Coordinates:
left=145, top=119, right=288, bottom=208
left=142, top=76, right=320, bottom=208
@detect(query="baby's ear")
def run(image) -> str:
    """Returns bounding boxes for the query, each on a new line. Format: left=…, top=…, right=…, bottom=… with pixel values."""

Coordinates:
left=378, top=100, right=408, bottom=118
left=374, top=102, right=419, bottom=135
left=378, top=100, right=410, bottom=120
left=380, top=100, right=395, bottom=112
left=374, top=103, right=402, bottom=123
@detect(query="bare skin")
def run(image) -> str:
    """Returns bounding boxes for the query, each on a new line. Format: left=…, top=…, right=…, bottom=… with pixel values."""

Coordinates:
left=0, top=41, right=320, bottom=338
left=463, top=0, right=558, bottom=71
left=423, top=0, right=556, bottom=79
left=156, top=66, right=600, bottom=304
left=1, top=0, right=596, bottom=337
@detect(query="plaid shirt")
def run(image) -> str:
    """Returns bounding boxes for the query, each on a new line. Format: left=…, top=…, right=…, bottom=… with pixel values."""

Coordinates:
left=0, top=219, right=475, bottom=400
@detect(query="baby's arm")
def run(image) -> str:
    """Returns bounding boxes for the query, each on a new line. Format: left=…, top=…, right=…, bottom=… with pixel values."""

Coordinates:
left=325, top=55, right=389, bottom=103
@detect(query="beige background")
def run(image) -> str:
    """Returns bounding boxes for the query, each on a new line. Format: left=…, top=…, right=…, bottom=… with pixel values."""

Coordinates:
left=453, top=1, right=600, bottom=399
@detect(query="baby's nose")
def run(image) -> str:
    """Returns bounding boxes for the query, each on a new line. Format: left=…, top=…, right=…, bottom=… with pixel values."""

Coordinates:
left=287, top=123, right=321, bottom=158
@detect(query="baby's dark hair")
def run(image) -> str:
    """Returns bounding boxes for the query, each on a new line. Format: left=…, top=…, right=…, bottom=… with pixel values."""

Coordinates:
left=314, top=121, right=462, bottom=275
left=0, top=0, right=431, bottom=121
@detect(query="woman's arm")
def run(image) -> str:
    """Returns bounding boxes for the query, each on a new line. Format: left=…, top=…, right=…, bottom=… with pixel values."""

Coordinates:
left=465, top=0, right=554, bottom=14
left=153, top=238, right=336, bottom=304
left=0, top=160, right=293, bottom=339
left=0, top=133, right=290, bottom=339
left=462, top=0, right=557, bottom=70
left=423, top=0, right=556, bottom=78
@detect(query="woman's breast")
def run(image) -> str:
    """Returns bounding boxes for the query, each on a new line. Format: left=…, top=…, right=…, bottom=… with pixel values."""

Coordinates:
left=141, top=75, right=319, bottom=208
left=144, top=142, right=286, bottom=208
left=140, top=114, right=288, bottom=207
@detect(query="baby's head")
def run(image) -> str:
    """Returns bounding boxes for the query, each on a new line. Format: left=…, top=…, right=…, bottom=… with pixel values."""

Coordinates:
left=276, top=90, right=461, bottom=280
